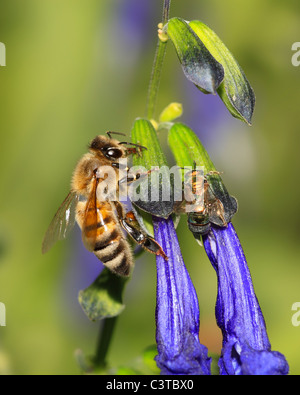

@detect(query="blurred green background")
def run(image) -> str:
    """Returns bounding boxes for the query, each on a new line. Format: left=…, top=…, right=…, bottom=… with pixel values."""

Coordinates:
left=0, top=0, right=300, bottom=375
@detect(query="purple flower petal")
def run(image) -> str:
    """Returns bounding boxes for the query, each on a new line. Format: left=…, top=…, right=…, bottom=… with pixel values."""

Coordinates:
left=203, top=223, right=289, bottom=375
left=153, top=216, right=211, bottom=375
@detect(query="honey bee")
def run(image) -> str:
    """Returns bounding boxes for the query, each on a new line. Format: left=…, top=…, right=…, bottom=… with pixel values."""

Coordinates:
left=186, top=170, right=227, bottom=237
left=42, top=132, right=168, bottom=277
left=177, top=165, right=231, bottom=240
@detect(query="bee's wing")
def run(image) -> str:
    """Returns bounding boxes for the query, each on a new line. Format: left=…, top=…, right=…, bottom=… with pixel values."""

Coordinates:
left=205, top=185, right=227, bottom=227
left=208, top=201, right=227, bottom=227
left=205, top=172, right=238, bottom=223
left=42, top=191, right=79, bottom=254
left=82, top=177, right=100, bottom=248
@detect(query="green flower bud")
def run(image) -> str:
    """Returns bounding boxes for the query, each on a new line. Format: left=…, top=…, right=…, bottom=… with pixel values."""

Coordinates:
left=189, top=20, right=255, bottom=125
left=159, top=102, right=183, bottom=123
left=165, top=17, right=224, bottom=94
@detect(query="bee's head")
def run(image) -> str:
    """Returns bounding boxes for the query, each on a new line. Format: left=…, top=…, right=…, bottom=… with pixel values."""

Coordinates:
left=89, top=135, right=126, bottom=161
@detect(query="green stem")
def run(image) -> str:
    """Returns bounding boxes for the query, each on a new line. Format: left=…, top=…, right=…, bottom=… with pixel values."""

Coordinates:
left=162, top=0, right=171, bottom=25
left=146, top=0, right=171, bottom=119
left=93, top=317, right=118, bottom=369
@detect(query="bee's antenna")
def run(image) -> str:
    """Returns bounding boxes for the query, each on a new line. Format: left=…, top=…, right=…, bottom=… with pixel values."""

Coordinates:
left=106, top=131, right=126, bottom=139
left=119, top=141, right=148, bottom=151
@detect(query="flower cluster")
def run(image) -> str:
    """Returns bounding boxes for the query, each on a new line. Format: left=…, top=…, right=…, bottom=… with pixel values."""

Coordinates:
left=153, top=219, right=289, bottom=375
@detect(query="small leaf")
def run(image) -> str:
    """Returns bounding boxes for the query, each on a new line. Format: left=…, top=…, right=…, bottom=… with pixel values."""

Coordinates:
left=130, top=118, right=175, bottom=219
left=166, top=17, right=224, bottom=94
left=78, top=268, right=127, bottom=321
left=189, top=20, right=255, bottom=125
left=168, top=122, right=237, bottom=223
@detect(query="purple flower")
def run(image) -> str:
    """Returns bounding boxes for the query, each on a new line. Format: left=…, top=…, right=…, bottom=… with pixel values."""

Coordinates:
left=203, top=223, right=289, bottom=375
left=153, top=216, right=211, bottom=375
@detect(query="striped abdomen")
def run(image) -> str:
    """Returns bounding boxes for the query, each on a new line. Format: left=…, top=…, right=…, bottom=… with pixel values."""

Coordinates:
left=76, top=200, right=133, bottom=277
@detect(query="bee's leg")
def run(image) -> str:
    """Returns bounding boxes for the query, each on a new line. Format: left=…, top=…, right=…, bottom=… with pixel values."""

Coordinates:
left=173, top=199, right=188, bottom=214
left=123, top=211, right=168, bottom=261
left=120, top=142, right=147, bottom=157
left=111, top=161, right=129, bottom=171
left=125, top=147, right=142, bottom=157
left=114, top=202, right=168, bottom=261
left=205, top=170, right=223, bottom=178
left=118, top=170, right=152, bottom=187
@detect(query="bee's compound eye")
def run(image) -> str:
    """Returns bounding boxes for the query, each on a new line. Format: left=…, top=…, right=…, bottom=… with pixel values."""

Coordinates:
left=103, top=147, right=123, bottom=160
